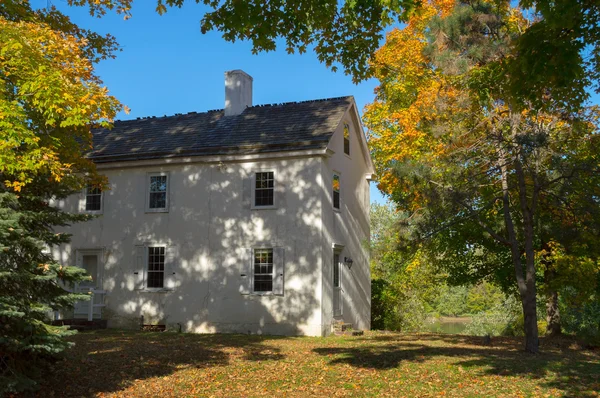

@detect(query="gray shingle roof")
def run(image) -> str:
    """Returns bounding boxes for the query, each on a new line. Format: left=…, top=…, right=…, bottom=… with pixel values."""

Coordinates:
left=90, top=96, right=354, bottom=163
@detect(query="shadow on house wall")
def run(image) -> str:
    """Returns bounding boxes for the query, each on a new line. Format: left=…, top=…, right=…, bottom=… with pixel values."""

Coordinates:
left=56, top=156, right=331, bottom=335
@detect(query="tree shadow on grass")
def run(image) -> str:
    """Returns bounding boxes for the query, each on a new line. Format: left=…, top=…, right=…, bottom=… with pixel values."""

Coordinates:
left=33, top=330, right=286, bottom=397
left=314, top=334, right=600, bottom=397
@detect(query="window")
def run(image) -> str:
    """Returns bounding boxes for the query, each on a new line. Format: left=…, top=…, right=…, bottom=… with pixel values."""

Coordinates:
left=254, top=171, right=274, bottom=207
left=253, top=248, right=273, bottom=292
left=147, top=246, right=165, bottom=288
left=85, top=185, right=102, bottom=211
left=333, top=174, right=340, bottom=210
left=148, top=173, right=168, bottom=211
left=343, top=123, right=350, bottom=156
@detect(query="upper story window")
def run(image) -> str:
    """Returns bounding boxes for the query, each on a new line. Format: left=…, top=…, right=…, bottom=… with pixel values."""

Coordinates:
left=147, top=173, right=169, bottom=212
left=333, top=174, right=340, bottom=210
left=147, top=246, right=165, bottom=288
left=343, top=123, right=350, bottom=156
left=85, top=185, right=102, bottom=212
left=253, top=248, right=274, bottom=293
left=254, top=171, right=274, bottom=207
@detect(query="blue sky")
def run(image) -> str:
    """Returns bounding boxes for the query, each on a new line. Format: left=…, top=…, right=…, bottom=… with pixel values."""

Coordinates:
left=43, top=1, right=599, bottom=206
left=45, top=0, right=389, bottom=203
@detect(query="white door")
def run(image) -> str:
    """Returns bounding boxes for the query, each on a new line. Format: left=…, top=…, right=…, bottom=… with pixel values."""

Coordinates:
left=333, top=252, right=342, bottom=317
left=74, top=250, right=103, bottom=317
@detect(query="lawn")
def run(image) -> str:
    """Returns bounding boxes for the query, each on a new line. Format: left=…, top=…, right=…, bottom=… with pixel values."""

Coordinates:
left=35, top=330, right=599, bottom=397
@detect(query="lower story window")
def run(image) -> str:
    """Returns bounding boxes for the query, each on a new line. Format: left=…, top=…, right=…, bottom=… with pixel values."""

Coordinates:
left=147, top=246, right=165, bottom=288
left=253, top=248, right=273, bottom=292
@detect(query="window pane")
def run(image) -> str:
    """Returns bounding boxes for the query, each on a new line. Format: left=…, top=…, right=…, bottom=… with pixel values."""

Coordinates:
left=150, top=175, right=167, bottom=192
left=254, top=172, right=274, bottom=207
left=87, top=185, right=101, bottom=195
left=254, top=248, right=274, bottom=292
left=86, top=194, right=101, bottom=211
left=333, top=175, right=340, bottom=209
left=149, top=192, right=166, bottom=209
left=343, top=124, right=350, bottom=155
left=85, top=185, right=102, bottom=211
left=147, top=247, right=165, bottom=288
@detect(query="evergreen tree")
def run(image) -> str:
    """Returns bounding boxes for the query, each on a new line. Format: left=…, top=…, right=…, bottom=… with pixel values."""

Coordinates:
left=0, top=1, right=122, bottom=392
left=0, top=177, right=93, bottom=393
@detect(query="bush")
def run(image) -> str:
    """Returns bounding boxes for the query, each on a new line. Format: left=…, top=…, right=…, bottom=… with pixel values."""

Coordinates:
left=560, top=292, right=600, bottom=345
left=371, top=279, right=428, bottom=332
left=464, top=296, right=521, bottom=337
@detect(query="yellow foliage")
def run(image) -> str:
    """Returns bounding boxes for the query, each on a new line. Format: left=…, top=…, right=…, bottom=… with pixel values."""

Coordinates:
left=0, top=16, right=123, bottom=190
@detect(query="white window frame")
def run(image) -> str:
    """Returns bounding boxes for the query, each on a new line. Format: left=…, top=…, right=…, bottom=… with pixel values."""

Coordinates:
left=135, top=243, right=175, bottom=292
left=251, top=169, right=277, bottom=210
left=146, top=246, right=166, bottom=290
left=252, top=247, right=275, bottom=294
left=333, top=172, right=341, bottom=212
left=82, top=185, right=103, bottom=214
left=146, top=172, right=169, bottom=213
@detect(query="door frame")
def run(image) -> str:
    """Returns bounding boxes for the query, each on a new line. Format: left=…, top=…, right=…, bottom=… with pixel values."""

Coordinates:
left=75, top=248, right=105, bottom=289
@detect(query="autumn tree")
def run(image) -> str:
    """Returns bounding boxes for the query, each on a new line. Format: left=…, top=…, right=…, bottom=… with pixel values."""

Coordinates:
left=365, top=0, right=600, bottom=353
left=0, top=1, right=124, bottom=392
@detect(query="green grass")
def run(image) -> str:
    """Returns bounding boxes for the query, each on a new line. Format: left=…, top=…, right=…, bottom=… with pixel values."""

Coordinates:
left=35, top=330, right=599, bottom=397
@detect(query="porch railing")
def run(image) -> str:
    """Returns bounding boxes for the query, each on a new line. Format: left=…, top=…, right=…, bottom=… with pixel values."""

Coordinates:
left=75, top=286, right=106, bottom=321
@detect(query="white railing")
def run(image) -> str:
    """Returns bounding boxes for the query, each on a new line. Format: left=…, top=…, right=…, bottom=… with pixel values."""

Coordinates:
left=74, top=286, right=106, bottom=321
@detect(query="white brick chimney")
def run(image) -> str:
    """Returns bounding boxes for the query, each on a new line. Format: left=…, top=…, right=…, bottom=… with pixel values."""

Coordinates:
left=224, top=70, right=253, bottom=116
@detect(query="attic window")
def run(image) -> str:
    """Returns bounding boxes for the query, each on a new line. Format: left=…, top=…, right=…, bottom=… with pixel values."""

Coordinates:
left=333, top=174, right=340, bottom=210
left=343, top=124, right=350, bottom=156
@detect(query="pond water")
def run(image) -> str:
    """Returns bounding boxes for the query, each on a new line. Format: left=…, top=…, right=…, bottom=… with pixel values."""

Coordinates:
left=426, top=317, right=471, bottom=334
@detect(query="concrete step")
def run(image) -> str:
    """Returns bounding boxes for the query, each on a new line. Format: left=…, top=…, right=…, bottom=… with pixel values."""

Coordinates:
left=332, top=322, right=353, bottom=332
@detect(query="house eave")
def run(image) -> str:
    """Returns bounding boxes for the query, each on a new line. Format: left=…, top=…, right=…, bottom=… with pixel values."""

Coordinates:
left=95, top=147, right=331, bottom=170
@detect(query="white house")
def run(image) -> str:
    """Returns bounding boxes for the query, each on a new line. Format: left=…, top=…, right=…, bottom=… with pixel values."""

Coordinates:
left=54, top=70, right=374, bottom=336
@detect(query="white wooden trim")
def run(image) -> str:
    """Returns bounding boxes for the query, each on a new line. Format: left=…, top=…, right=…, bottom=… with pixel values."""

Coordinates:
left=250, top=168, right=278, bottom=210
left=145, top=172, right=170, bottom=213
left=96, top=149, right=329, bottom=170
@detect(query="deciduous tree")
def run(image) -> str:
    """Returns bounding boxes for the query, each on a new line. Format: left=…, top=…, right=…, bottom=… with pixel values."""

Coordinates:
left=364, top=0, right=600, bottom=353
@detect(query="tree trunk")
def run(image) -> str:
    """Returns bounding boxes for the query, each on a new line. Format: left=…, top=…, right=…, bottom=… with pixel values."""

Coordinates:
left=496, top=129, right=539, bottom=353
left=515, top=156, right=539, bottom=354
left=521, top=287, right=539, bottom=352
left=546, top=290, right=561, bottom=336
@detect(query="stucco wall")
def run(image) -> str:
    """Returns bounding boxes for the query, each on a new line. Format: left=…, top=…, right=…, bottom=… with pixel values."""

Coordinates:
left=320, top=104, right=372, bottom=332
left=54, top=156, right=326, bottom=336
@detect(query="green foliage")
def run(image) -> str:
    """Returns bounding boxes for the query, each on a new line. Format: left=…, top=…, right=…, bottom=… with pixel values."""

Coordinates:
left=464, top=296, right=521, bottom=337
left=0, top=1, right=121, bottom=393
left=0, top=180, right=92, bottom=393
left=366, top=0, right=600, bottom=353
left=158, top=0, right=421, bottom=82
left=514, top=0, right=600, bottom=112
left=433, top=285, right=469, bottom=317
left=371, top=279, right=399, bottom=330
left=466, top=282, right=505, bottom=314
left=560, top=289, right=600, bottom=345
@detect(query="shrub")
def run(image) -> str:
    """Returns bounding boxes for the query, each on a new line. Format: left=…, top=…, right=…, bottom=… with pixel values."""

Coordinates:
left=464, top=296, right=521, bottom=337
